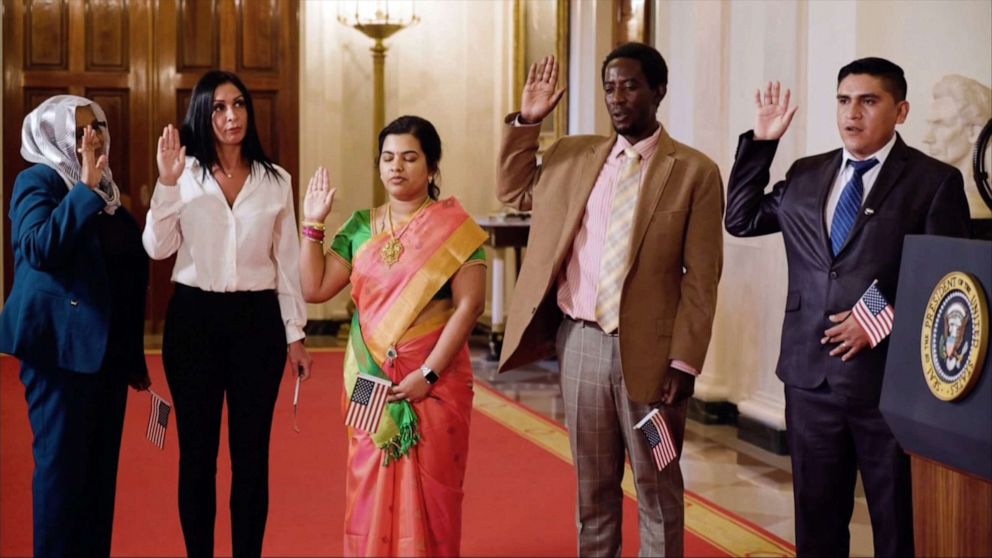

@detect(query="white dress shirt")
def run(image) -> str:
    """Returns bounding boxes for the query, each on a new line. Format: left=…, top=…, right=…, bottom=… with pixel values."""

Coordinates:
left=142, top=157, right=306, bottom=343
left=825, top=133, right=897, bottom=234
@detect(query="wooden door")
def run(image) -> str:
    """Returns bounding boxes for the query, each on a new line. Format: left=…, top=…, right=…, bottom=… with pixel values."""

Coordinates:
left=148, top=0, right=300, bottom=329
left=2, top=0, right=299, bottom=330
left=3, top=0, right=152, bottom=297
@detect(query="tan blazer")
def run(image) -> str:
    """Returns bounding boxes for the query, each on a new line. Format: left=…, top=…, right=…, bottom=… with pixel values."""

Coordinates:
left=496, top=114, right=724, bottom=403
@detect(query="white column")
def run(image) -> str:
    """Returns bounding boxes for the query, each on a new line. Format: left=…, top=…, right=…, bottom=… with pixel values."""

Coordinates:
left=717, top=0, right=813, bottom=430
left=491, top=252, right=505, bottom=330
left=659, top=0, right=734, bottom=403
left=568, top=0, right=613, bottom=136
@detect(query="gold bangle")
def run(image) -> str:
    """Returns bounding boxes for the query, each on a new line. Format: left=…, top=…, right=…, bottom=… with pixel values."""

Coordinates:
left=301, top=221, right=326, bottom=230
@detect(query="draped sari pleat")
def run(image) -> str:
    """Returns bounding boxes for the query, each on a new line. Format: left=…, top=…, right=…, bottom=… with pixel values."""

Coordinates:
left=337, top=198, right=487, bottom=557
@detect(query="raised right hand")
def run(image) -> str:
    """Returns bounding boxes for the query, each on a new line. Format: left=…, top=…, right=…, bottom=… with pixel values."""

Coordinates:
left=754, top=81, right=799, bottom=141
left=520, top=55, right=566, bottom=125
left=77, top=125, right=108, bottom=189
left=303, top=166, right=336, bottom=222
left=156, top=124, right=186, bottom=186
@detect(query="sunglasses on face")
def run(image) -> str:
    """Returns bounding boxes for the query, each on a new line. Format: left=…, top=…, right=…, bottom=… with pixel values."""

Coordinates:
left=75, top=120, right=108, bottom=141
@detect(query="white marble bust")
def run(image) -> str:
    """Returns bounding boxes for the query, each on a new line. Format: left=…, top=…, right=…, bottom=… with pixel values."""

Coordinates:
left=922, top=74, right=992, bottom=219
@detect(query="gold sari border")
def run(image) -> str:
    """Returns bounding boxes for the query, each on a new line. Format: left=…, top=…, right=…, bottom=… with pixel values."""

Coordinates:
left=472, top=384, right=796, bottom=557
left=327, top=248, right=353, bottom=271
left=366, top=219, right=488, bottom=363
left=399, top=302, right=456, bottom=345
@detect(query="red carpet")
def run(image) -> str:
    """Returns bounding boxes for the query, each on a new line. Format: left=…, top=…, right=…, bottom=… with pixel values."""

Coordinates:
left=2, top=352, right=741, bottom=556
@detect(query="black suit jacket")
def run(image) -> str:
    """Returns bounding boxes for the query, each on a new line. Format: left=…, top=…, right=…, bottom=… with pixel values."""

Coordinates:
left=725, top=131, right=969, bottom=403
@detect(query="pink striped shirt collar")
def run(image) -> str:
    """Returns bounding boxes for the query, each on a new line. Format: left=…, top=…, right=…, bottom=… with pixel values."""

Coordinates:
left=610, top=124, right=663, bottom=163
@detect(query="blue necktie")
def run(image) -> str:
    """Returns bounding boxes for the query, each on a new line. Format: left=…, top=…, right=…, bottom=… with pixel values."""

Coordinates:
left=830, top=158, right=879, bottom=255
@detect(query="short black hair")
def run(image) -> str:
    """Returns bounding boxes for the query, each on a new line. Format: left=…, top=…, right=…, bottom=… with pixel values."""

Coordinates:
left=377, top=115, right=443, bottom=200
left=837, top=57, right=907, bottom=102
left=601, top=42, right=668, bottom=89
left=181, top=70, right=279, bottom=181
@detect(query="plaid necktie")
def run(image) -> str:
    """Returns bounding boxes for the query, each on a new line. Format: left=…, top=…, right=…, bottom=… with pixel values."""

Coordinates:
left=595, top=148, right=642, bottom=333
left=830, top=157, right=879, bottom=255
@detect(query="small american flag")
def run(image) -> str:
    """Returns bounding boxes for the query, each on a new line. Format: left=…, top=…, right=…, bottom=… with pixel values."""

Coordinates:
left=852, top=281, right=894, bottom=347
left=345, top=374, right=391, bottom=434
left=147, top=390, right=171, bottom=449
left=635, top=408, right=678, bottom=471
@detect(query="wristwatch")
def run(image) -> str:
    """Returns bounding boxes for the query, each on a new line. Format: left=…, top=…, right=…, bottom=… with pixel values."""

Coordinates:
left=420, top=364, right=439, bottom=385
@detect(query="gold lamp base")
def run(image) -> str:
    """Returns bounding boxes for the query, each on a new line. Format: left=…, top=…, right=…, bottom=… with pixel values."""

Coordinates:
left=338, top=9, right=420, bottom=206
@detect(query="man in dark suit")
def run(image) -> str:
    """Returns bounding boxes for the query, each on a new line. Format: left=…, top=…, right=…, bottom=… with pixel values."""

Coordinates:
left=725, top=58, right=970, bottom=557
left=498, top=43, right=724, bottom=556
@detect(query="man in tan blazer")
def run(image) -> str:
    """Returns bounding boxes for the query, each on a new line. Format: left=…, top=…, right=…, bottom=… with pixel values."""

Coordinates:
left=497, top=43, right=723, bottom=556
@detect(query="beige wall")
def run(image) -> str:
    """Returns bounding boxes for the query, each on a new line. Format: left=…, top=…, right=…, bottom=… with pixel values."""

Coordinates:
left=300, top=0, right=514, bottom=319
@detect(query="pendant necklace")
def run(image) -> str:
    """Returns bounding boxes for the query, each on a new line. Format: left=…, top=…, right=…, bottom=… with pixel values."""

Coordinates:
left=214, top=160, right=236, bottom=179
left=380, top=196, right=431, bottom=267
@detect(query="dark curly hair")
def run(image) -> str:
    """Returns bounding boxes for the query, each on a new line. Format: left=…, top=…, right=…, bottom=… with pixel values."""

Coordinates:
left=602, top=42, right=669, bottom=89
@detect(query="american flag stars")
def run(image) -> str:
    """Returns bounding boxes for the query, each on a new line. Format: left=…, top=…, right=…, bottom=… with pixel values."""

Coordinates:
left=345, top=374, right=391, bottom=434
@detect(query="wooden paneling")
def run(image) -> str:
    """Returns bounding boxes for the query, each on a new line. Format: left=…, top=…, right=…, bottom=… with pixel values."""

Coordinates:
left=24, top=87, right=71, bottom=114
left=86, top=0, right=129, bottom=71
left=176, top=89, right=192, bottom=125
left=25, top=0, right=68, bottom=70
left=5, top=0, right=298, bottom=327
left=238, top=0, right=278, bottom=72
left=177, top=0, right=218, bottom=71
left=250, top=91, right=278, bottom=161
left=4, top=0, right=152, bottom=296
left=912, top=454, right=992, bottom=557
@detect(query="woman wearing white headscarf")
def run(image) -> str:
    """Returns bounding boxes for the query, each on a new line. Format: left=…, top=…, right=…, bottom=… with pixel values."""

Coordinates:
left=0, top=95, right=150, bottom=557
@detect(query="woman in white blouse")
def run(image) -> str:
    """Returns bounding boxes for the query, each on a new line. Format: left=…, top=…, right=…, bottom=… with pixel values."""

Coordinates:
left=142, top=70, right=311, bottom=557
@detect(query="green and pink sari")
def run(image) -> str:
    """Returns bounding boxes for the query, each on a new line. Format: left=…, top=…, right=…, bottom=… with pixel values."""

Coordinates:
left=329, top=197, right=487, bottom=557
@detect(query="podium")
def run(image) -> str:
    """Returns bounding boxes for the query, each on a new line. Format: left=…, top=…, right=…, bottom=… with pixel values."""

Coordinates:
left=880, top=235, right=992, bottom=557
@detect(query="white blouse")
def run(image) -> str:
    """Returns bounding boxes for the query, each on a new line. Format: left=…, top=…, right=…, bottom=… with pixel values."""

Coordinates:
left=142, top=157, right=306, bottom=343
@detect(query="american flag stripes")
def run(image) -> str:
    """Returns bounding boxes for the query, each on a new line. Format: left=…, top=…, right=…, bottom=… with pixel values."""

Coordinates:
left=852, top=282, right=894, bottom=347
left=345, top=374, right=391, bottom=434
left=146, top=390, right=171, bottom=449
left=635, top=408, right=678, bottom=471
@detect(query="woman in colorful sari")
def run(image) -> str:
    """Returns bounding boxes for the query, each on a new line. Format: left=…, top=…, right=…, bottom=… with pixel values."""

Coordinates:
left=299, top=115, right=487, bottom=556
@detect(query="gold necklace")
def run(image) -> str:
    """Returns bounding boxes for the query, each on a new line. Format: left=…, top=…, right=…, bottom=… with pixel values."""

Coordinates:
left=380, top=196, right=431, bottom=267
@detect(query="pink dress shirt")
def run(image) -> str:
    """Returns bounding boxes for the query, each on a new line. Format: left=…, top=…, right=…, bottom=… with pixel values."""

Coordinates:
left=555, top=125, right=698, bottom=376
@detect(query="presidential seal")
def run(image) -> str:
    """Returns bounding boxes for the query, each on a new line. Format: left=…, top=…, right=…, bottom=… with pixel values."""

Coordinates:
left=921, top=271, right=989, bottom=401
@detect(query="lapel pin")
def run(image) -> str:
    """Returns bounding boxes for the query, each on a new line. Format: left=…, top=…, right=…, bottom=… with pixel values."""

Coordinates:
left=864, top=208, right=875, bottom=216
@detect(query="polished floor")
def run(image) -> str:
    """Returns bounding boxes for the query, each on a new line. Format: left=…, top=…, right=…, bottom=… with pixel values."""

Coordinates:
left=466, top=339, right=876, bottom=557
left=151, top=330, right=875, bottom=556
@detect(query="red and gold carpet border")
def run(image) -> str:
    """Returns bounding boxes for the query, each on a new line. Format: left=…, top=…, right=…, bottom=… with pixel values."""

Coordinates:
left=473, top=381, right=796, bottom=558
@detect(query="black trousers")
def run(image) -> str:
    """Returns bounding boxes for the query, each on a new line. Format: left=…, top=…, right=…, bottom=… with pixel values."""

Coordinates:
left=163, top=285, right=287, bottom=558
left=785, top=382, right=914, bottom=558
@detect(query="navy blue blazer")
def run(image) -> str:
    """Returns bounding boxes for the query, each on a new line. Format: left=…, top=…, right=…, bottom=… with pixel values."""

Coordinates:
left=0, top=164, right=148, bottom=375
left=725, top=132, right=970, bottom=402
